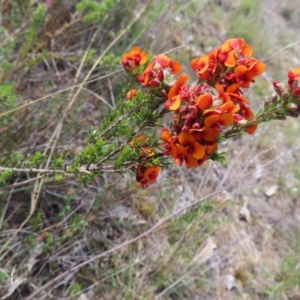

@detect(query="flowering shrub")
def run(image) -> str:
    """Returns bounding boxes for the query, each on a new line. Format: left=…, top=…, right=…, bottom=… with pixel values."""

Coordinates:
left=1, top=38, right=300, bottom=189
left=121, top=38, right=300, bottom=187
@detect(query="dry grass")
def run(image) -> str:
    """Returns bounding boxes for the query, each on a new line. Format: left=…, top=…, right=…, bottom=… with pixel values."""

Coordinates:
left=1, top=0, right=300, bottom=299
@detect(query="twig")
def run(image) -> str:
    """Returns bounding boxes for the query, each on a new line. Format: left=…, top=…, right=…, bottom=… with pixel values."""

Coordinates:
left=82, top=87, right=113, bottom=109
left=0, top=176, right=44, bottom=191
left=0, top=184, right=14, bottom=230
left=0, top=165, right=132, bottom=175
left=107, top=78, right=116, bottom=108
left=0, top=69, right=123, bottom=118
left=0, top=167, right=64, bottom=174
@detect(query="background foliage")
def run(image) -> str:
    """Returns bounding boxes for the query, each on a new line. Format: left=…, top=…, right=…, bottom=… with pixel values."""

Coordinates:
left=1, top=0, right=300, bottom=299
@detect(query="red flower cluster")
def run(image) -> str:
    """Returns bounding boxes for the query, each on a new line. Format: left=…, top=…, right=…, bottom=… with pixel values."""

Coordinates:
left=136, top=164, right=161, bottom=188
left=122, top=38, right=266, bottom=185
left=163, top=38, right=265, bottom=168
left=137, top=54, right=182, bottom=87
left=122, top=46, right=148, bottom=72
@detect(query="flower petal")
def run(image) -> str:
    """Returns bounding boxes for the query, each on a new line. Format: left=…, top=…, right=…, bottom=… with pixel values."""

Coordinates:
left=161, top=128, right=171, bottom=142
left=218, top=101, right=235, bottom=113
left=185, top=154, right=198, bottom=168
left=225, top=51, right=238, bottom=67
left=219, top=113, right=234, bottom=126
left=204, top=114, right=220, bottom=127
left=201, top=127, right=219, bottom=142
left=196, top=94, right=213, bottom=110
left=144, top=166, right=161, bottom=182
left=170, top=60, right=182, bottom=74
left=245, top=124, right=257, bottom=134
left=175, top=143, right=188, bottom=156
left=206, top=142, right=218, bottom=154
left=226, top=83, right=242, bottom=94
left=169, top=95, right=181, bottom=110
left=191, top=56, right=209, bottom=73
left=192, top=141, right=206, bottom=160
left=168, top=74, right=189, bottom=100
left=155, top=54, right=170, bottom=68
left=288, top=67, right=300, bottom=80
left=178, top=132, right=195, bottom=145
left=170, top=143, right=177, bottom=158
left=234, top=65, right=248, bottom=77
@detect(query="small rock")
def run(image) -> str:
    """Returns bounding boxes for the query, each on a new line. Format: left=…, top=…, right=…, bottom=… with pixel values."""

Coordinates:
left=225, top=274, right=236, bottom=291
left=264, top=185, right=278, bottom=197
left=193, top=237, right=217, bottom=264
left=239, top=201, right=251, bottom=223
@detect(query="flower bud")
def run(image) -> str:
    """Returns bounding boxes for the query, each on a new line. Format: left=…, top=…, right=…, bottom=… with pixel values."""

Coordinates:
left=191, top=85, right=202, bottom=97
left=180, top=106, right=189, bottom=114
left=149, top=78, right=160, bottom=87
left=287, top=79, right=298, bottom=93
left=193, top=105, right=200, bottom=114
left=270, top=93, right=278, bottom=104
left=264, top=96, right=271, bottom=108
left=173, top=123, right=181, bottom=134
left=157, top=69, right=164, bottom=81
left=236, top=119, right=247, bottom=127
left=161, top=89, right=167, bottom=97
left=287, top=103, right=297, bottom=112
left=281, top=91, right=290, bottom=100
left=186, top=113, right=195, bottom=121
left=293, top=87, right=300, bottom=96
left=273, top=82, right=287, bottom=96
left=192, top=122, right=201, bottom=129
left=182, top=125, right=190, bottom=132
left=126, top=89, right=138, bottom=100
left=233, top=114, right=243, bottom=121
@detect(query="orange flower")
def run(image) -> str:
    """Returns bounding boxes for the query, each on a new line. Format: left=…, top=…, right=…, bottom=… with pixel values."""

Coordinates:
left=161, top=129, right=178, bottom=159
left=238, top=102, right=255, bottom=120
left=136, top=164, right=161, bottom=187
left=126, top=89, right=138, bottom=100
left=177, top=132, right=206, bottom=167
left=161, top=128, right=172, bottom=142
left=122, top=46, right=148, bottom=72
left=154, top=54, right=182, bottom=74
left=245, top=124, right=257, bottom=135
left=215, top=84, right=249, bottom=105
left=218, top=38, right=253, bottom=68
left=161, top=129, right=207, bottom=168
left=196, top=93, right=214, bottom=110
left=190, top=50, right=217, bottom=80
left=139, top=54, right=182, bottom=87
left=203, top=109, right=234, bottom=128
left=287, top=67, right=300, bottom=85
left=234, top=58, right=265, bottom=87
left=166, top=74, right=189, bottom=110
left=236, top=103, right=258, bottom=134
left=200, top=126, right=220, bottom=142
